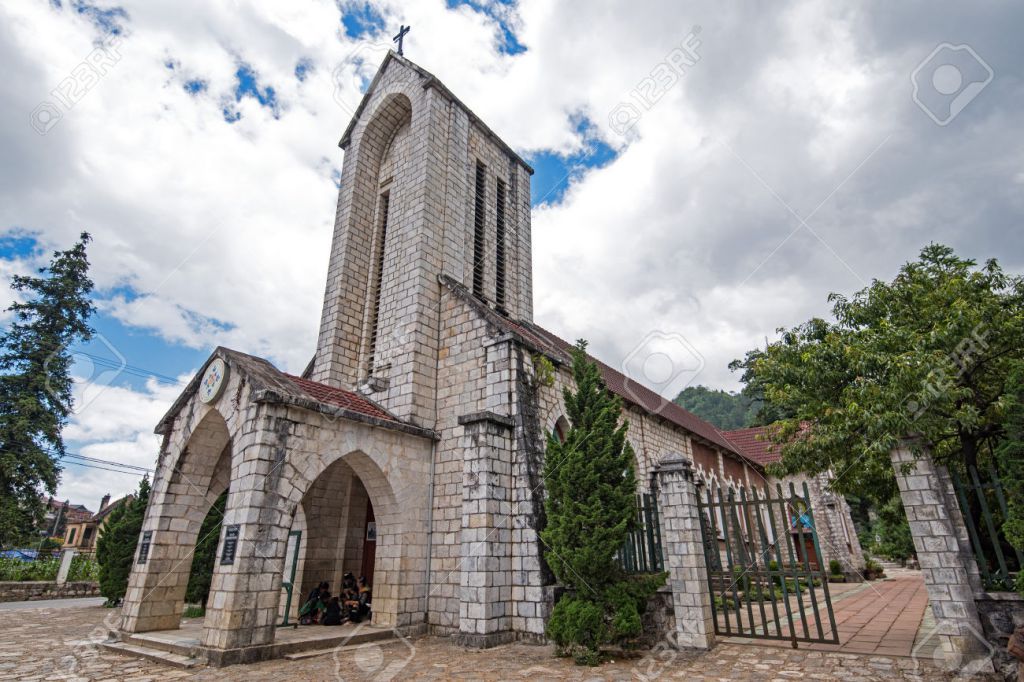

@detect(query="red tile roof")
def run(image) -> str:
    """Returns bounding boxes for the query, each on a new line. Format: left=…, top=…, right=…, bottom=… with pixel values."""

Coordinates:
left=512, top=322, right=741, bottom=455
left=285, top=374, right=397, bottom=422
left=721, top=426, right=782, bottom=465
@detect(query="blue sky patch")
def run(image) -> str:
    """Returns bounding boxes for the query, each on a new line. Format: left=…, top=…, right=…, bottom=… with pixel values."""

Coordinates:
left=0, top=232, right=43, bottom=261
left=528, top=117, right=618, bottom=205
left=295, top=58, right=314, bottom=82
left=67, top=311, right=207, bottom=394
left=446, top=0, right=525, bottom=55
left=71, top=0, right=128, bottom=36
left=227, top=63, right=279, bottom=121
left=184, top=79, right=207, bottom=95
left=341, top=2, right=387, bottom=39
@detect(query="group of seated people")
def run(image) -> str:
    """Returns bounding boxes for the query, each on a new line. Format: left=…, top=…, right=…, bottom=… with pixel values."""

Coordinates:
left=298, top=573, right=371, bottom=625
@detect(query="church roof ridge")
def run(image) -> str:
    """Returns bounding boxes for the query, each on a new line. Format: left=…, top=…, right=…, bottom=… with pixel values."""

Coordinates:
left=338, top=51, right=534, bottom=175
left=435, top=276, right=743, bottom=458
left=155, top=347, right=434, bottom=439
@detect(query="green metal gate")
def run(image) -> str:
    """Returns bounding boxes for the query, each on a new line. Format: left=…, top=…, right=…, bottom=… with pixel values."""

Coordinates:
left=697, top=481, right=839, bottom=647
left=950, top=462, right=1023, bottom=592
left=616, top=493, right=664, bottom=574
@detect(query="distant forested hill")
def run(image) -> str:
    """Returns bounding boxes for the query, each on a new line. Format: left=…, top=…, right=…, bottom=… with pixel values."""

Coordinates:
left=673, top=385, right=758, bottom=430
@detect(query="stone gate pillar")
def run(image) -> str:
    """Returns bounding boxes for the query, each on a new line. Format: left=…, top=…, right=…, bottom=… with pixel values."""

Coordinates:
left=455, top=411, right=515, bottom=647
left=889, top=441, right=991, bottom=670
left=654, top=454, right=715, bottom=650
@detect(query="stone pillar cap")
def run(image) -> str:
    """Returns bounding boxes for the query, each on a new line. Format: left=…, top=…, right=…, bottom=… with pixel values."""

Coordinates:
left=654, top=453, right=692, bottom=474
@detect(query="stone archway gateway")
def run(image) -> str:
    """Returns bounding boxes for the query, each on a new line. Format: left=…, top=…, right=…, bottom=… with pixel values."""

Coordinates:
left=114, top=349, right=434, bottom=665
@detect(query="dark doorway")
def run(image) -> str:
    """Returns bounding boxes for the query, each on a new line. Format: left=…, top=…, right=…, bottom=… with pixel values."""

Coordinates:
left=361, top=498, right=376, bottom=585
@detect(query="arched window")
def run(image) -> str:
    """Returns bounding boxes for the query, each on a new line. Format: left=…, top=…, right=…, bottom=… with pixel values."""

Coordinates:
left=553, top=416, right=569, bottom=443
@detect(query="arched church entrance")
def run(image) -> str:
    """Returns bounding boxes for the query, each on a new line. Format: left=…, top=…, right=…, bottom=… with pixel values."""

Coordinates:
left=283, top=450, right=398, bottom=627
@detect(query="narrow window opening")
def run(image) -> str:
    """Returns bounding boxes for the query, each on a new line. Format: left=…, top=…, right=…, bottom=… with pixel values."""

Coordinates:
left=495, top=178, right=507, bottom=311
left=472, top=161, right=486, bottom=298
left=367, top=191, right=390, bottom=376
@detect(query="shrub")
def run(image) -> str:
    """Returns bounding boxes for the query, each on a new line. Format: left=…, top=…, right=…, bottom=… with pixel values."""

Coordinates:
left=182, top=605, right=206, bottom=619
left=828, top=559, right=842, bottom=576
left=863, top=558, right=886, bottom=580
left=547, top=596, right=606, bottom=665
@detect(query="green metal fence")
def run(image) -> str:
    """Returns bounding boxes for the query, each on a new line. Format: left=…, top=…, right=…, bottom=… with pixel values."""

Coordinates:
left=616, top=493, right=664, bottom=574
left=697, top=481, right=839, bottom=648
left=950, top=462, right=1023, bottom=592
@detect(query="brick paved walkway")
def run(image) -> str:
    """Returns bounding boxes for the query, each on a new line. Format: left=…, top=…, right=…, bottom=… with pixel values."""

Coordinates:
left=0, top=593, right=971, bottom=681
left=723, top=569, right=930, bottom=657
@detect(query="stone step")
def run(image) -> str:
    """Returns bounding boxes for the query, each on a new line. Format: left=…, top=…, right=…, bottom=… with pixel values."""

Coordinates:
left=124, top=631, right=203, bottom=658
left=100, top=640, right=204, bottom=669
left=281, top=628, right=396, bottom=661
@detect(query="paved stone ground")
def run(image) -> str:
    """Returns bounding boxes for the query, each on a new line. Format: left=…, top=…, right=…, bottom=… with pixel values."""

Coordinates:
left=723, top=569, right=930, bottom=657
left=0, top=600, right=986, bottom=681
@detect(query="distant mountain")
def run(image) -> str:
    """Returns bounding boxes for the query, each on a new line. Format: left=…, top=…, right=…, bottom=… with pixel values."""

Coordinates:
left=673, top=385, right=758, bottom=431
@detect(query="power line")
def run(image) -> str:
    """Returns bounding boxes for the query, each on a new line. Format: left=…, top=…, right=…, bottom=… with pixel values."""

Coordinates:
left=61, top=452, right=153, bottom=473
left=0, top=448, right=155, bottom=475
left=60, top=460, right=148, bottom=477
left=72, top=351, right=187, bottom=386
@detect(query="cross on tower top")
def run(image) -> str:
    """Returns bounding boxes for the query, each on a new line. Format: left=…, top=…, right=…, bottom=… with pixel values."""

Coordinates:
left=393, top=24, right=410, bottom=56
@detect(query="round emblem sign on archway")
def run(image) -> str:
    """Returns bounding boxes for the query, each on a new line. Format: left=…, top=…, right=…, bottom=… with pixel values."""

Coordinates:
left=199, top=358, right=229, bottom=404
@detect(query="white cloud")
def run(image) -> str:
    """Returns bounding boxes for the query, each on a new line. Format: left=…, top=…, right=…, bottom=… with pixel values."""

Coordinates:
left=3, top=1, right=1024, bottom=506
left=56, top=375, right=186, bottom=508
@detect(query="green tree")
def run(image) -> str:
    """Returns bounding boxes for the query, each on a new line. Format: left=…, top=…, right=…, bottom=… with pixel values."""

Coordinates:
left=541, top=341, right=665, bottom=665
left=733, top=244, right=1024, bottom=502
left=96, top=476, right=149, bottom=605
left=996, top=362, right=1024, bottom=553
left=673, top=385, right=758, bottom=430
left=185, top=492, right=226, bottom=606
left=874, top=495, right=915, bottom=562
left=0, top=233, right=95, bottom=547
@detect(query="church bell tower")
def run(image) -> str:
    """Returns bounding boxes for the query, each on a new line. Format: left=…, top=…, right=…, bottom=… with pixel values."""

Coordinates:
left=311, top=52, right=534, bottom=427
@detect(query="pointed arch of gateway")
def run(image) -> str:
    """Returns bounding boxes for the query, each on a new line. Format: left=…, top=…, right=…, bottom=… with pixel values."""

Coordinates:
left=284, top=447, right=410, bottom=629
left=121, top=407, right=237, bottom=634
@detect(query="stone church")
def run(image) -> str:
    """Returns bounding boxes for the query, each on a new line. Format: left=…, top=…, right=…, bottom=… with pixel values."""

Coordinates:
left=117, top=51, right=863, bottom=664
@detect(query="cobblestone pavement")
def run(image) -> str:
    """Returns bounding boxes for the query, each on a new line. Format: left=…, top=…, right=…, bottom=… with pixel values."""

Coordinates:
left=0, top=601, right=983, bottom=681
left=723, top=570, right=930, bottom=657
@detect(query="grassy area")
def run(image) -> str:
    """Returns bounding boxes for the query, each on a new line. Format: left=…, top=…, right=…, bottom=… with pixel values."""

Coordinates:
left=0, top=555, right=99, bottom=582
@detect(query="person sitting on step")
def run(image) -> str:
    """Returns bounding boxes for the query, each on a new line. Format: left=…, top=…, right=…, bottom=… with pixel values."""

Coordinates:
left=340, top=572, right=357, bottom=602
left=298, top=581, right=330, bottom=624
left=345, top=576, right=372, bottom=623
left=322, top=596, right=343, bottom=626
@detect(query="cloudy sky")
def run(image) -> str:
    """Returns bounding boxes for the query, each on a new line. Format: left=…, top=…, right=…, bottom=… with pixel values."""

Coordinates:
left=2, top=0, right=1021, bottom=509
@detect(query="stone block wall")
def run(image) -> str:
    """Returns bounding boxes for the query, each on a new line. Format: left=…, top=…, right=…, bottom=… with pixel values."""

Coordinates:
left=0, top=581, right=99, bottom=602
left=890, top=443, right=990, bottom=668
left=975, top=593, right=1024, bottom=680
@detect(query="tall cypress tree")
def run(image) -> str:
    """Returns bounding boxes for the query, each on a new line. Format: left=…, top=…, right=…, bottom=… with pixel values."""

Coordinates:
left=96, top=476, right=149, bottom=605
left=541, top=341, right=665, bottom=664
left=185, top=491, right=226, bottom=606
left=0, top=233, right=94, bottom=547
